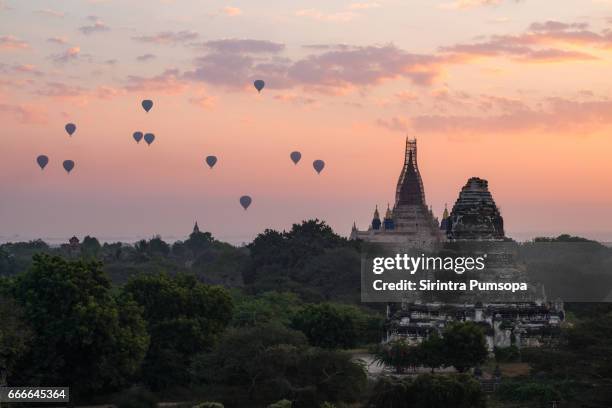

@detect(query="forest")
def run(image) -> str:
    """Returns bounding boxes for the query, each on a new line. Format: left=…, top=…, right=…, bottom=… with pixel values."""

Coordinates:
left=1, top=221, right=612, bottom=407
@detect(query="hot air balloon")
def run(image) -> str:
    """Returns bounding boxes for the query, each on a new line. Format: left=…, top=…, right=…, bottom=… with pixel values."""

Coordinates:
left=205, top=156, right=217, bottom=169
left=133, top=131, right=143, bottom=143
left=239, top=195, right=252, bottom=210
left=253, top=80, right=265, bottom=93
left=142, top=99, right=153, bottom=112
left=313, top=160, right=325, bottom=174
left=144, top=133, right=155, bottom=145
left=290, top=151, right=301, bottom=165
left=63, top=160, right=75, bottom=174
left=36, top=155, right=49, bottom=170
left=65, top=123, right=76, bottom=136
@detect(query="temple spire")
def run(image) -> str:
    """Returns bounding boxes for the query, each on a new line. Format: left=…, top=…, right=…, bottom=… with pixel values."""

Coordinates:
left=193, top=221, right=200, bottom=234
left=395, top=137, right=426, bottom=207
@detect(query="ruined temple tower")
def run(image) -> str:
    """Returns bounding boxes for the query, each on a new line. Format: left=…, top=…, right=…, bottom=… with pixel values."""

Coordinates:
left=351, top=137, right=444, bottom=248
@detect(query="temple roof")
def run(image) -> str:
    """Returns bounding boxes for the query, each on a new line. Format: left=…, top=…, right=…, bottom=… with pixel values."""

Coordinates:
left=395, top=137, right=426, bottom=207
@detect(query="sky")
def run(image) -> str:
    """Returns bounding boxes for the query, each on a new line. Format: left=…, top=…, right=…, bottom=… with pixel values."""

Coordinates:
left=1, top=0, right=612, bottom=244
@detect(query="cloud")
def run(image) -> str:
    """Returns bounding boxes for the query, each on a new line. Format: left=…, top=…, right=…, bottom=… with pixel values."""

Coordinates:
left=137, top=53, right=156, bottom=62
left=34, top=9, right=64, bottom=18
left=12, top=64, right=43, bottom=76
left=0, top=102, right=47, bottom=124
left=183, top=43, right=443, bottom=92
left=295, top=9, right=358, bottom=22
left=51, top=46, right=80, bottom=63
left=95, top=85, right=125, bottom=99
left=36, top=82, right=86, bottom=98
left=410, top=97, right=612, bottom=135
left=0, top=35, right=29, bottom=50
left=376, top=116, right=411, bottom=132
left=132, top=30, right=198, bottom=45
left=394, top=90, right=419, bottom=102
left=222, top=6, right=242, bottom=16
left=34, top=81, right=125, bottom=105
left=125, top=68, right=187, bottom=94
left=287, top=45, right=442, bottom=88
left=47, top=36, right=68, bottom=45
left=79, top=17, right=110, bottom=35
left=182, top=42, right=445, bottom=93
left=439, top=20, right=610, bottom=62
left=197, top=39, right=285, bottom=54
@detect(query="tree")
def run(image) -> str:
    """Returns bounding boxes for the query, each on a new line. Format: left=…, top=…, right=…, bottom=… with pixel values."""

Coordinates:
left=10, top=254, right=149, bottom=396
left=135, top=236, right=170, bottom=257
left=186, top=230, right=215, bottom=254
left=192, top=324, right=366, bottom=406
left=232, top=291, right=302, bottom=328
left=123, top=272, right=233, bottom=389
left=418, top=331, right=446, bottom=372
left=192, top=324, right=308, bottom=402
left=0, top=295, right=32, bottom=385
left=291, top=304, right=357, bottom=349
left=368, top=374, right=485, bottom=408
left=442, top=322, right=488, bottom=373
left=81, top=235, right=101, bottom=257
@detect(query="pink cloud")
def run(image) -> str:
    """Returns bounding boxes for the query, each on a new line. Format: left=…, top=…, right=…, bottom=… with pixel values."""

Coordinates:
left=51, top=46, right=80, bottom=63
left=184, top=43, right=443, bottom=92
left=47, top=36, right=68, bottom=45
left=125, top=69, right=187, bottom=94
left=410, top=97, right=612, bottom=135
left=132, top=30, right=198, bottom=45
left=34, top=9, right=64, bottom=18
left=0, top=35, right=29, bottom=50
left=376, top=116, right=411, bottom=132
left=440, top=20, right=612, bottom=63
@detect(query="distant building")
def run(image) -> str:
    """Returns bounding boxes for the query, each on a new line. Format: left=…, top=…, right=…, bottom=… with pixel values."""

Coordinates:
left=193, top=221, right=200, bottom=234
left=69, top=236, right=79, bottom=249
left=350, top=138, right=444, bottom=249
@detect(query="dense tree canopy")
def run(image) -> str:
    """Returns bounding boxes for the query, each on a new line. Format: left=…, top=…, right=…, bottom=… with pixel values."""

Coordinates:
left=442, top=322, right=488, bottom=373
left=192, top=324, right=366, bottom=406
left=9, top=254, right=149, bottom=396
left=368, top=374, right=485, bottom=408
left=291, top=303, right=357, bottom=349
left=123, top=272, right=233, bottom=389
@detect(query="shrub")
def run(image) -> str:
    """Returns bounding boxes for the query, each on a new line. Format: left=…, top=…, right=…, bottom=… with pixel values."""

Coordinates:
left=494, top=345, right=520, bottom=362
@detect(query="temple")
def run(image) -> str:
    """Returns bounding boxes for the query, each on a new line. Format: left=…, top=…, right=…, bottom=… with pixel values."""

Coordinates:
left=350, top=138, right=444, bottom=249
left=442, top=177, right=505, bottom=241
left=351, top=135, right=564, bottom=350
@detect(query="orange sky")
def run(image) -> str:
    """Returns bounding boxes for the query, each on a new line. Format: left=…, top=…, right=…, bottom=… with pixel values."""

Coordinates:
left=1, top=0, right=612, bottom=243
